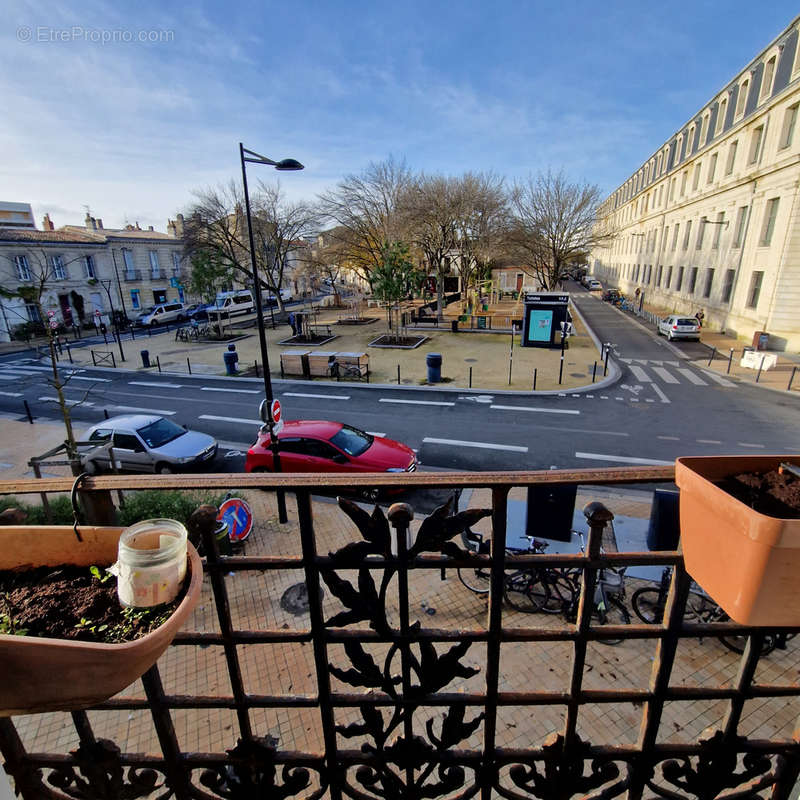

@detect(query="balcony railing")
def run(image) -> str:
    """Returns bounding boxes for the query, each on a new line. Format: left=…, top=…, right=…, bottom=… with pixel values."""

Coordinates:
left=123, top=269, right=142, bottom=282
left=150, top=269, right=167, bottom=280
left=1, top=467, right=799, bottom=800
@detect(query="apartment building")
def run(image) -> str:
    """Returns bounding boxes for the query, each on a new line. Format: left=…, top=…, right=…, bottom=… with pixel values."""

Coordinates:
left=589, top=15, right=800, bottom=351
left=0, top=210, right=186, bottom=341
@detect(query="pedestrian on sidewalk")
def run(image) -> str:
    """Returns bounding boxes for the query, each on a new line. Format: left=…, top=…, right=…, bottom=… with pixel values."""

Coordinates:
left=695, top=308, right=705, bottom=327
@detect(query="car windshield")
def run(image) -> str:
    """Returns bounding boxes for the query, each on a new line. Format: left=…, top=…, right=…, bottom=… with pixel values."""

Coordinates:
left=330, top=424, right=373, bottom=457
left=137, top=417, right=186, bottom=448
left=138, top=306, right=155, bottom=316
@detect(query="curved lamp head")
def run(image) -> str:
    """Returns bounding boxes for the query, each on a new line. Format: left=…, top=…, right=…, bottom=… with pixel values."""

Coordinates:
left=275, top=159, right=304, bottom=171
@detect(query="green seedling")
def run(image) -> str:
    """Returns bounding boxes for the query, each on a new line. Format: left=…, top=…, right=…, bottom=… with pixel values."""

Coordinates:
left=89, top=565, right=112, bottom=584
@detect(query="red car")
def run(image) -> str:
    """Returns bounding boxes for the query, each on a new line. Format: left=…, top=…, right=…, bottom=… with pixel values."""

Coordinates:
left=245, top=420, right=417, bottom=496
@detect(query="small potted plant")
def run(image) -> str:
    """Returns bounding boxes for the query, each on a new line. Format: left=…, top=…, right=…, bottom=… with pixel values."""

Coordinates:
left=675, top=455, right=800, bottom=625
left=0, top=521, right=202, bottom=716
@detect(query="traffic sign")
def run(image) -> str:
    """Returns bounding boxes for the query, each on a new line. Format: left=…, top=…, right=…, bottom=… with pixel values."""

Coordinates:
left=217, top=497, right=254, bottom=543
left=271, top=399, right=282, bottom=424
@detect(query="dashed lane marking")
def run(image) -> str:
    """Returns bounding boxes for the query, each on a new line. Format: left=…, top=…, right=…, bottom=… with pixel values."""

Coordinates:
left=199, top=414, right=262, bottom=425
left=575, top=451, right=672, bottom=466
left=201, top=387, right=260, bottom=394
left=422, top=437, right=528, bottom=453
left=129, top=381, right=183, bottom=388
left=284, top=392, right=351, bottom=400
left=111, top=405, right=175, bottom=415
left=490, top=405, right=580, bottom=415
left=380, top=398, right=454, bottom=407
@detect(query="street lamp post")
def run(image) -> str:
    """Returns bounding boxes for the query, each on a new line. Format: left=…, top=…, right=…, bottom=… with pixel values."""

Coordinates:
left=239, top=143, right=304, bottom=525
left=99, top=278, right=125, bottom=363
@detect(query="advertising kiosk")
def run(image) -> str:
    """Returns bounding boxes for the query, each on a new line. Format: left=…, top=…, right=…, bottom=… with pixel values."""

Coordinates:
left=521, top=292, right=571, bottom=348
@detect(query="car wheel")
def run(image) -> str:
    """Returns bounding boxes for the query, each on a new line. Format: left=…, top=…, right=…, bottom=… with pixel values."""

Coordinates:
left=359, top=487, right=381, bottom=502
left=668, top=332, right=674, bottom=341
left=176, top=314, right=185, bottom=322
left=155, top=462, right=173, bottom=474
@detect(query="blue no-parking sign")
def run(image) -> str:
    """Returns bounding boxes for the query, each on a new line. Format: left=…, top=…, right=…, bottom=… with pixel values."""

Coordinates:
left=217, top=497, right=254, bottom=543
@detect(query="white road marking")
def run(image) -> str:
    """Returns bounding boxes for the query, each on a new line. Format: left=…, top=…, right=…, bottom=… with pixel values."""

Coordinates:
left=697, top=439, right=722, bottom=444
left=701, top=369, right=736, bottom=387
left=737, top=442, right=766, bottom=448
left=423, top=437, right=528, bottom=453
left=201, top=387, right=260, bottom=394
left=0, top=371, right=41, bottom=380
left=658, top=435, right=680, bottom=441
left=600, top=395, right=609, bottom=399
left=586, top=395, right=594, bottom=399
left=39, top=396, right=94, bottom=407
left=111, top=405, right=175, bottom=415
left=200, top=414, right=262, bottom=425
left=645, top=399, right=654, bottom=402
left=284, top=392, right=351, bottom=400
left=629, top=365, right=651, bottom=382
left=652, top=367, right=679, bottom=384
left=67, top=375, right=112, bottom=382
left=650, top=383, right=671, bottom=404
left=615, top=396, right=624, bottom=400
left=129, top=381, right=182, bottom=388
left=677, top=369, right=707, bottom=385
left=575, top=452, right=672, bottom=466
left=380, top=398, right=454, bottom=407
left=0, top=391, right=21, bottom=397
left=490, top=404, right=580, bottom=415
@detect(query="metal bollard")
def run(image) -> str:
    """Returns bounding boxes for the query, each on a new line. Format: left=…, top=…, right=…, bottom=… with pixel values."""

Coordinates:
left=756, top=355, right=766, bottom=383
left=789, top=367, right=797, bottom=392
left=532, top=368, right=537, bottom=391
left=727, top=348, right=734, bottom=374
left=592, top=361, right=597, bottom=383
left=23, top=399, right=34, bottom=424
left=558, top=355, right=564, bottom=384
left=104, top=408, right=110, bottom=419
left=469, top=366, right=473, bottom=388
left=156, top=355, right=162, bottom=373
left=397, top=364, right=401, bottom=385
left=66, top=344, right=73, bottom=363
left=187, top=357, right=192, bottom=375
left=707, top=347, right=716, bottom=366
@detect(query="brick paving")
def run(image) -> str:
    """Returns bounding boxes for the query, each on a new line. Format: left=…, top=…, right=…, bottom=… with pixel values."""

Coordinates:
left=8, top=484, right=799, bottom=770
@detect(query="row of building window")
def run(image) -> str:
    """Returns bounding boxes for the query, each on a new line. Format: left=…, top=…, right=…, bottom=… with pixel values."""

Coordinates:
left=614, top=196, right=780, bottom=258
left=11, top=251, right=183, bottom=283
left=612, top=98, right=798, bottom=217
left=604, top=261, right=765, bottom=310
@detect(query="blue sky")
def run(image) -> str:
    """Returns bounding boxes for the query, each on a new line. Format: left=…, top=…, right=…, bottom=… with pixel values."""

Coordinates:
left=3, top=0, right=799, bottom=231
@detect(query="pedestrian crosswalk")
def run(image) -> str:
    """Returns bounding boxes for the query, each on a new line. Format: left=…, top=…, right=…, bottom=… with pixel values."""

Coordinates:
left=617, top=358, right=735, bottom=388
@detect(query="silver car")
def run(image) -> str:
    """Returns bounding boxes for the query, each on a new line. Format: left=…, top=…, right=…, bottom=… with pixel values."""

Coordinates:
left=657, top=315, right=701, bottom=341
left=80, top=414, right=217, bottom=474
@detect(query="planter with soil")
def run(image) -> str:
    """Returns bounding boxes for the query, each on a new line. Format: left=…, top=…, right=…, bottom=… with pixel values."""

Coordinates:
left=336, top=317, right=378, bottom=326
left=0, top=524, right=202, bottom=716
left=368, top=334, right=428, bottom=349
left=675, top=455, right=800, bottom=625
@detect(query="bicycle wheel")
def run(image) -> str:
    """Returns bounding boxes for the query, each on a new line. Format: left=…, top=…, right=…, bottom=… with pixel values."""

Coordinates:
left=594, top=596, right=631, bottom=646
left=457, top=566, right=491, bottom=595
left=718, top=632, right=776, bottom=656
left=631, top=587, right=665, bottom=624
left=543, top=569, right=579, bottom=615
left=503, top=569, right=550, bottom=612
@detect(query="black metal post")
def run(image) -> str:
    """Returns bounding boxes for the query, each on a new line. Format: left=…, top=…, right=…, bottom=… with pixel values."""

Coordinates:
left=240, top=142, right=290, bottom=524
left=727, top=348, right=734, bottom=374
left=533, top=368, right=537, bottom=391
left=789, top=367, right=797, bottom=392
left=558, top=354, right=564, bottom=384
left=592, top=361, right=597, bottom=383
left=254, top=359, right=259, bottom=378
left=104, top=408, right=110, bottom=419
left=397, top=364, right=401, bottom=385
left=23, top=400, right=33, bottom=424
left=111, top=352, right=116, bottom=369
left=707, top=346, right=716, bottom=366
left=91, top=350, right=97, bottom=367
left=156, top=355, right=162, bottom=373
left=604, top=355, right=609, bottom=377
left=66, top=343, right=73, bottom=363
left=756, top=355, right=765, bottom=383
left=469, top=366, right=473, bottom=388
left=187, top=357, right=192, bottom=375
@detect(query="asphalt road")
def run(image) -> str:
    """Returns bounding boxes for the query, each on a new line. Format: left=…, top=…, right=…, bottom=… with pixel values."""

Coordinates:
left=1, top=289, right=799, bottom=478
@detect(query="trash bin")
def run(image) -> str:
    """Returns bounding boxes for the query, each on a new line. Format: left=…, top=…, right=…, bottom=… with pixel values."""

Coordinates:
left=646, top=489, right=681, bottom=551
left=451, top=319, right=459, bottom=333
left=426, top=352, right=442, bottom=383
left=215, top=520, right=232, bottom=556
left=223, top=344, right=238, bottom=375
left=752, top=331, right=769, bottom=351
left=140, top=349, right=150, bottom=368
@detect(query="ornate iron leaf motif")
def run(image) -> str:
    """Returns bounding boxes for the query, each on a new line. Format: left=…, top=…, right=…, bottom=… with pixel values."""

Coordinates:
left=46, top=738, right=167, bottom=799
left=647, top=730, right=776, bottom=800
left=497, top=733, right=624, bottom=800
left=199, top=736, right=321, bottom=799
left=325, top=498, right=489, bottom=800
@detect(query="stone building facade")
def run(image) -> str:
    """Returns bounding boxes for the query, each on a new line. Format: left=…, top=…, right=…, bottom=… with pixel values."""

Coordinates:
left=589, top=15, right=800, bottom=351
left=0, top=211, right=186, bottom=341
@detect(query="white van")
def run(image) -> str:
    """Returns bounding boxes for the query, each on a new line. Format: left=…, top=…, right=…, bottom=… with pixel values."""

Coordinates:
left=135, top=301, right=186, bottom=326
left=209, top=290, right=255, bottom=318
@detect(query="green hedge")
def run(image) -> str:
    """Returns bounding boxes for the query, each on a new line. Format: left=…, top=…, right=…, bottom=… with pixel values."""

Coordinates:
left=0, top=490, right=231, bottom=527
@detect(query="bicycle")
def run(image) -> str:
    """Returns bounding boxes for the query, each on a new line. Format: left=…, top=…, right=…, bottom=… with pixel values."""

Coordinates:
left=631, top=568, right=790, bottom=656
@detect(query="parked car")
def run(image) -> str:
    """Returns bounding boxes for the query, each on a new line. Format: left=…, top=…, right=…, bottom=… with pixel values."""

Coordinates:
left=207, top=290, right=255, bottom=318
left=602, top=289, right=621, bottom=302
left=245, top=420, right=417, bottom=497
left=80, top=414, right=218, bottom=474
left=184, top=303, right=209, bottom=321
left=134, top=302, right=186, bottom=327
left=264, top=288, right=294, bottom=306
left=657, top=315, right=701, bottom=341
left=587, top=279, right=603, bottom=291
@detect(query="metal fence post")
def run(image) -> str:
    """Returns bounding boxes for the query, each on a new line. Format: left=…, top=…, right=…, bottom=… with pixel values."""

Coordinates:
left=111, top=352, right=116, bottom=369
left=727, top=348, right=734, bottom=374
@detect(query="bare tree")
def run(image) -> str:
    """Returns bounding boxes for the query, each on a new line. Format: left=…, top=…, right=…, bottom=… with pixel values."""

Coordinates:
left=508, top=170, right=612, bottom=290
left=401, top=174, right=462, bottom=320
left=317, top=156, right=412, bottom=286
left=184, top=180, right=317, bottom=311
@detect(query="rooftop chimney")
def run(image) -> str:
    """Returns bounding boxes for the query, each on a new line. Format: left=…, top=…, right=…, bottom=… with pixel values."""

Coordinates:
left=148, top=225, right=154, bottom=231
left=96, top=219, right=103, bottom=229
left=42, top=214, right=54, bottom=231
left=84, top=212, right=97, bottom=230
left=167, top=219, right=176, bottom=237
left=135, top=221, right=141, bottom=230
left=175, top=213, right=185, bottom=238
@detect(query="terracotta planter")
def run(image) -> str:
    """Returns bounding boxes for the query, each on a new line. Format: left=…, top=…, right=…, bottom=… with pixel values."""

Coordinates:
left=675, top=455, right=800, bottom=625
left=0, top=525, right=202, bottom=716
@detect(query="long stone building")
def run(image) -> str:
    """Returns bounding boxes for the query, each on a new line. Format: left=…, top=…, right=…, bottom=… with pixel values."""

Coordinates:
left=589, top=15, right=800, bottom=352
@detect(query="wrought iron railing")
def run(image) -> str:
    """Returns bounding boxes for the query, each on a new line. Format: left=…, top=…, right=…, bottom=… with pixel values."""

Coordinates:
left=1, top=468, right=799, bottom=800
